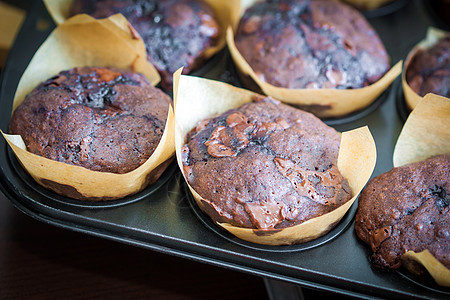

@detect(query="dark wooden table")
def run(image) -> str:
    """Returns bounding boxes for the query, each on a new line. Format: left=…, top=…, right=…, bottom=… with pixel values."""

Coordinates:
left=0, top=190, right=270, bottom=299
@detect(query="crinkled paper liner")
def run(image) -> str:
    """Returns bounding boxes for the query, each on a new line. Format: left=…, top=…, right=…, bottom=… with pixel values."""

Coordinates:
left=226, top=27, right=402, bottom=118
left=43, top=0, right=241, bottom=63
left=393, top=93, right=450, bottom=287
left=2, top=14, right=175, bottom=200
left=402, top=27, right=449, bottom=110
left=173, top=68, right=377, bottom=245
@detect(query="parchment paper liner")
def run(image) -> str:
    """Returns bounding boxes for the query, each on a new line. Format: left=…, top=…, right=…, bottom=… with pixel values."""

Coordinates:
left=402, top=27, right=449, bottom=110
left=393, top=93, right=450, bottom=287
left=173, top=69, right=377, bottom=245
left=226, top=27, right=402, bottom=118
left=2, top=14, right=175, bottom=200
left=43, top=0, right=241, bottom=63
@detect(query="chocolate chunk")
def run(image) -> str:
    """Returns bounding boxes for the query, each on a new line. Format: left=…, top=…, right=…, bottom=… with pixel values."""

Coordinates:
left=430, top=185, right=449, bottom=208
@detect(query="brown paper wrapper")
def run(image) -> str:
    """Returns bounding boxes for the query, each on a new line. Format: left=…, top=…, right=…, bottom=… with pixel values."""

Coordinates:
left=393, top=93, right=450, bottom=286
left=393, top=93, right=450, bottom=167
left=402, top=27, right=449, bottom=110
left=173, top=69, right=377, bottom=245
left=401, top=250, right=450, bottom=287
left=43, top=0, right=241, bottom=63
left=226, top=27, right=402, bottom=118
left=2, top=14, right=175, bottom=200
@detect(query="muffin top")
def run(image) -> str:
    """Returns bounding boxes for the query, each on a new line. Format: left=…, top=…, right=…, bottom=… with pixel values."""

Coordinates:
left=406, top=34, right=450, bottom=98
left=9, top=67, right=171, bottom=174
left=235, top=0, right=390, bottom=89
left=182, top=96, right=352, bottom=230
left=71, top=0, right=220, bottom=90
left=355, top=155, right=450, bottom=270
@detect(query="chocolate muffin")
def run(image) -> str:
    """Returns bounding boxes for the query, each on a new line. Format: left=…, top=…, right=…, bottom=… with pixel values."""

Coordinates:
left=71, top=0, right=220, bottom=90
left=9, top=66, right=171, bottom=174
left=355, top=155, right=450, bottom=271
left=405, top=34, right=450, bottom=98
left=181, top=96, right=352, bottom=230
left=234, top=0, right=390, bottom=89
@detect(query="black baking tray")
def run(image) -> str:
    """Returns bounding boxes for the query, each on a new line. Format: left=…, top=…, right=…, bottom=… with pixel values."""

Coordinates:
left=1, top=1, right=449, bottom=299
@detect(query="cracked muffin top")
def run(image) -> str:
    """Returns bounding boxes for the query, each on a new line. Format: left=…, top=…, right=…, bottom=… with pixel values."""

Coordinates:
left=9, top=66, right=171, bottom=174
left=71, top=0, right=220, bottom=90
left=181, top=96, right=352, bottom=230
left=234, top=0, right=390, bottom=89
left=355, top=155, right=450, bottom=270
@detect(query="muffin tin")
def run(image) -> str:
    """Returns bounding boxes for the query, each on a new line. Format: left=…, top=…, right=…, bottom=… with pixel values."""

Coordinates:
left=0, top=0, right=449, bottom=299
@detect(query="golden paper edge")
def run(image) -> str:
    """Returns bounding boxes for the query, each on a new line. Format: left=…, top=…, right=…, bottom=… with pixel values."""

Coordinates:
left=393, top=94, right=450, bottom=167
left=43, top=0, right=74, bottom=25
left=403, top=250, right=450, bottom=287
